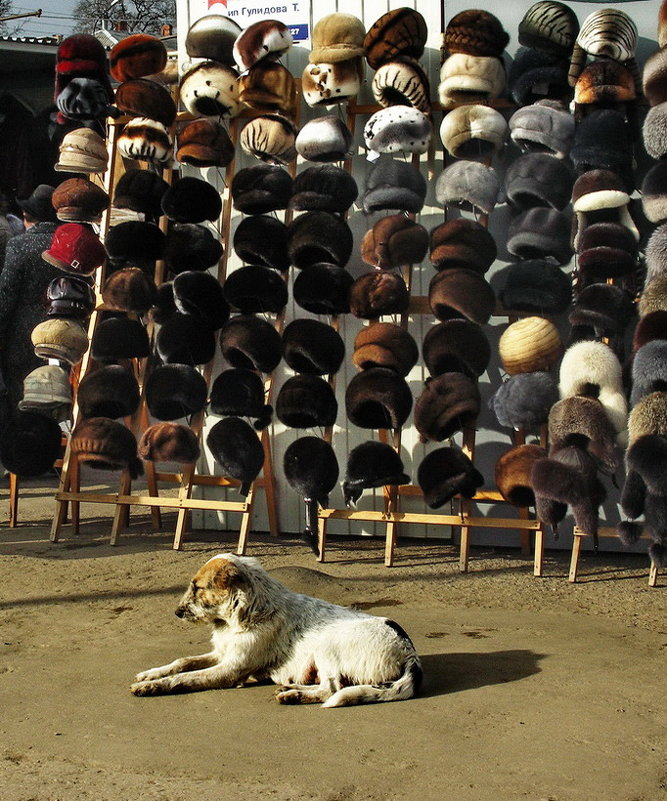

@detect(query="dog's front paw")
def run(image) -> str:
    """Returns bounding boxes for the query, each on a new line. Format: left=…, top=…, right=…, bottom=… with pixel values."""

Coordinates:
left=134, top=667, right=166, bottom=683
left=275, top=688, right=303, bottom=705
left=130, top=678, right=171, bottom=697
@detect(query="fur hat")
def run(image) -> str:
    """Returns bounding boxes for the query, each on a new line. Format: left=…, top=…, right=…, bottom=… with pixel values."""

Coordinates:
left=206, top=417, right=264, bottom=496
left=352, top=322, right=418, bottom=377
left=238, top=61, right=298, bottom=117
left=568, top=9, right=638, bottom=88
left=508, top=99, right=575, bottom=159
left=239, top=113, right=298, bottom=165
left=70, top=417, right=143, bottom=479
left=231, top=164, right=293, bottom=215
left=90, top=316, right=149, bottom=362
left=209, top=367, right=272, bottom=431
left=104, top=221, right=166, bottom=268
left=496, top=444, right=548, bottom=507
left=361, top=214, right=429, bottom=271
left=342, top=440, right=410, bottom=507
left=548, top=395, right=619, bottom=473
left=632, top=311, right=667, bottom=353
left=46, top=273, right=95, bottom=320
left=179, top=61, right=243, bottom=119
left=417, top=446, right=484, bottom=510
left=301, top=59, right=363, bottom=107
left=138, top=422, right=200, bottom=464
left=498, top=316, right=563, bottom=375
left=223, top=265, right=287, bottom=315
left=364, top=8, right=427, bottom=70
left=641, top=161, right=667, bottom=225
left=428, top=268, right=495, bottom=325
left=156, top=312, right=216, bottom=366
left=489, top=371, right=559, bottom=431
left=438, top=54, right=506, bottom=110
left=638, top=276, right=667, bottom=318
left=145, top=364, right=208, bottom=421
left=573, top=58, right=636, bottom=118
left=434, top=161, right=500, bottom=215
left=362, top=159, right=427, bottom=215
left=276, top=374, right=338, bottom=429
left=112, top=169, right=169, bottom=221
left=17, top=184, right=56, bottom=222
left=185, top=13, right=241, bottom=65
left=371, top=57, right=431, bottom=113
left=282, top=319, right=345, bottom=375
left=570, top=109, right=634, bottom=185
left=52, top=178, right=109, bottom=224
left=627, top=392, right=667, bottom=445
left=233, top=215, right=288, bottom=272
left=295, top=117, right=353, bottom=162
left=114, top=78, right=176, bottom=126
left=571, top=169, right=639, bottom=249
left=172, top=271, right=229, bottom=330
left=219, top=314, right=282, bottom=373
left=0, top=411, right=62, bottom=478
left=443, top=9, right=508, bottom=58
left=148, top=281, right=176, bottom=325
left=42, top=223, right=105, bottom=276
left=18, top=365, right=72, bottom=421
left=348, top=271, right=409, bottom=319
left=345, top=366, right=413, bottom=430
left=630, top=341, right=667, bottom=407
left=310, top=13, right=366, bottom=63
left=176, top=119, right=235, bottom=168
left=506, top=207, right=572, bottom=265
left=292, top=263, right=353, bottom=316
left=422, top=319, right=490, bottom=379
left=643, top=47, right=667, bottom=107
left=576, top=222, right=637, bottom=282
left=286, top=210, right=353, bottom=269
left=645, top=223, right=667, bottom=287
left=54, top=34, right=113, bottom=105
left=289, top=165, right=358, bottom=214
left=568, top=283, right=636, bottom=342
left=440, top=104, right=508, bottom=160
left=77, top=364, right=140, bottom=420
left=499, top=259, right=571, bottom=315
left=414, top=372, right=481, bottom=443
left=518, top=1, right=579, bottom=56
left=109, top=34, right=167, bottom=83
left=56, top=77, right=118, bottom=124
left=508, top=47, right=571, bottom=107
left=429, top=218, right=497, bottom=274
left=102, top=267, right=156, bottom=313
left=504, top=152, right=574, bottom=211
left=161, top=177, right=222, bottom=224
left=363, top=106, right=432, bottom=157
left=117, top=117, right=173, bottom=166
left=164, top=224, right=223, bottom=275
left=233, top=19, right=292, bottom=72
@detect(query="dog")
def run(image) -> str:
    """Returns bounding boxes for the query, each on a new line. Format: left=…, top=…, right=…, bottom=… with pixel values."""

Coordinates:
left=131, top=553, right=422, bottom=707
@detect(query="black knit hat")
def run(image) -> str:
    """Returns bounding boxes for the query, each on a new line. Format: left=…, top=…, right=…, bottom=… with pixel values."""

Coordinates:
left=504, top=152, right=574, bottom=211
left=289, top=164, right=358, bottom=214
left=77, top=364, right=140, bottom=419
left=362, top=159, right=427, bottom=214
left=219, top=314, right=282, bottom=373
left=161, top=177, right=223, bottom=224
left=172, top=271, right=230, bottom=330
left=207, top=416, right=264, bottom=496
left=499, top=259, right=572, bottom=315
left=342, top=440, right=410, bottom=506
left=233, top=215, right=289, bottom=272
left=276, top=374, right=338, bottom=429
left=348, top=271, right=410, bottom=320
left=414, top=372, right=481, bottom=443
left=231, top=164, right=293, bottom=214
left=292, top=263, right=353, bottom=315
left=506, top=207, right=572, bottom=265
left=223, top=265, right=288, bottom=315
left=104, top=221, right=166, bottom=268
left=282, top=318, right=345, bottom=376
left=508, top=46, right=571, bottom=107
left=417, top=446, right=483, bottom=509
left=489, top=371, right=559, bottom=431
left=345, top=366, right=412, bottom=430
left=209, top=368, right=272, bottom=431
left=91, top=316, right=150, bottom=362
left=156, top=312, right=217, bottom=366
left=422, top=319, right=491, bottom=379
left=286, top=210, right=353, bottom=269
left=0, top=411, right=63, bottom=478
left=145, top=363, right=208, bottom=421
left=352, top=321, right=418, bottom=377
left=112, top=168, right=169, bottom=221
left=163, top=224, right=224, bottom=275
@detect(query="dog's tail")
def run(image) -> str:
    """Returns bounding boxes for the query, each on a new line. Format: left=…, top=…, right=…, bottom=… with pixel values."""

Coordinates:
left=323, top=651, right=423, bottom=708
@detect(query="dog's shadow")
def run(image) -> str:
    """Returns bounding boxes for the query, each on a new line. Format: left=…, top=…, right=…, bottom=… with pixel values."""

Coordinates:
left=419, top=650, right=545, bottom=697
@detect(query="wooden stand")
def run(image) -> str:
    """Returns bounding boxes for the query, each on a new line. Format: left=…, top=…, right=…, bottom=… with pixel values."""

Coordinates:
left=569, top=526, right=659, bottom=586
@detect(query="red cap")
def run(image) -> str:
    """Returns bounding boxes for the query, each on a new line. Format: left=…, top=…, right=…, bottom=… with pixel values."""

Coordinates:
left=42, top=223, right=106, bottom=276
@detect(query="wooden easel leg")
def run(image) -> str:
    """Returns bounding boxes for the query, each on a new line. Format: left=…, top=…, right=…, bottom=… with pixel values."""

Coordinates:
left=459, top=525, right=470, bottom=572
left=384, top=486, right=399, bottom=567
left=648, top=563, right=658, bottom=587
left=110, top=471, right=132, bottom=545
left=519, top=507, right=531, bottom=555
left=317, top=515, right=326, bottom=562
left=144, top=461, right=162, bottom=530
left=261, top=429, right=279, bottom=537
left=237, top=486, right=255, bottom=555
left=533, top=527, right=544, bottom=577
left=9, top=473, right=18, bottom=527
left=569, top=535, right=583, bottom=582
left=173, top=464, right=195, bottom=551
left=70, top=457, right=80, bottom=535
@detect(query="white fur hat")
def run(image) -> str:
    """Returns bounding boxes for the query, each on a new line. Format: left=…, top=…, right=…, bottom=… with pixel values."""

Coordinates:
left=440, top=104, right=508, bottom=160
left=438, top=54, right=505, bottom=110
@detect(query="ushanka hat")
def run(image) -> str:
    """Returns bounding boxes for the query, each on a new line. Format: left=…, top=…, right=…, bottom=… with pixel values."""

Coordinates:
left=282, top=318, right=345, bottom=376
left=417, top=446, right=484, bottom=509
left=164, top=223, right=223, bottom=275
left=233, top=19, right=293, bottom=72
left=156, top=312, right=216, bottom=366
left=231, top=163, right=293, bottom=214
left=547, top=395, right=619, bottom=473
left=19, top=365, right=72, bottom=422
left=239, top=113, right=298, bottom=165
left=114, top=78, right=176, bottom=127
left=361, top=214, right=429, bottom=270
left=233, top=215, right=288, bottom=272
left=508, top=99, right=575, bottom=159
left=348, top=271, right=409, bottom=319
left=54, top=33, right=113, bottom=106
left=185, top=13, right=241, bottom=65
left=145, top=364, right=208, bottom=421
left=518, top=2, right=579, bottom=57
left=91, top=316, right=149, bottom=362
left=641, top=162, right=667, bottom=226
left=504, top=152, right=574, bottom=211
left=42, top=223, right=105, bottom=276
left=438, top=54, right=506, bottom=110
left=206, top=417, right=264, bottom=496
left=352, top=322, right=418, bottom=377
left=102, top=267, right=156, bottom=313
left=630, top=341, right=667, bottom=407
left=345, top=366, right=412, bottom=430
left=627, top=392, right=667, bottom=446
left=422, top=319, right=491, bottom=379
left=343, top=440, right=410, bottom=507
left=506, top=207, right=572, bottom=265
left=429, top=218, right=497, bottom=273
left=111, top=169, right=168, bottom=222
left=295, top=116, right=353, bottom=162
left=209, top=367, right=272, bottom=431
left=55, top=127, right=108, bottom=173
left=570, top=109, right=634, bottom=185
left=109, top=34, right=167, bottom=83
left=117, top=117, right=173, bottom=166
left=498, top=316, right=563, bottom=375
left=507, top=47, right=571, bottom=107
left=495, top=444, right=548, bottom=507
left=575, top=222, right=637, bottom=282
left=104, top=221, right=165, bottom=268
left=76, top=364, right=140, bottom=420
left=364, top=7, right=427, bottom=70
left=292, top=263, right=353, bottom=315
left=489, top=371, right=559, bottom=431
left=414, top=372, right=481, bottom=443
left=301, top=59, right=363, bottom=107
left=172, top=271, right=229, bottom=330
left=363, top=106, right=432, bottom=157
left=361, top=159, right=427, bottom=215
left=371, top=57, right=431, bottom=113
left=161, top=177, right=222, bottom=224
left=310, top=13, right=366, bottom=63
left=440, top=104, right=508, bottom=160
left=434, top=161, right=500, bottom=216
left=0, top=411, right=63, bottom=478
left=571, top=169, right=639, bottom=249
left=223, top=265, right=287, bottom=315
left=176, top=119, right=235, bottom=168
left=289, top=165, right=358, bottom=214
left=568, top=8, right=639, bottom=90
left=178, top=61, right=243, bottom=119
left=443, top=9, right=508, bottom=58
left=138, top=422, right=200, bottom=464
left=71, top=417, right=143, bottom=479
left=51, top=178, right=109, bottom=224
left=643, top=104, right=667, bottom=163
left=238, top=62, right=298, bottom=118
left=276, top=373, right=338, bottom=430
left=499, top=259, right=572, bottom=315
left=428, top=269, right=496, bottom=325
left=219, top=314, right=282, bottom=373
left=286, top=210, right=353, bottom=269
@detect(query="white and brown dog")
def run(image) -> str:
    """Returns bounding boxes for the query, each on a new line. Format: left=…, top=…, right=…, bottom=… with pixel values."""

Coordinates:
left=131, top=553, right=422, bottom=707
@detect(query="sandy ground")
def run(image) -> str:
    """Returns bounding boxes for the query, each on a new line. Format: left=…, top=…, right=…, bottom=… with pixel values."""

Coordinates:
left=1, top=473, right=666, bottom=801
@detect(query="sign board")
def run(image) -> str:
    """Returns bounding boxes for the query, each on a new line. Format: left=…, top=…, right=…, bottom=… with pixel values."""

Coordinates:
left=207, top=0, right=310, bottom=43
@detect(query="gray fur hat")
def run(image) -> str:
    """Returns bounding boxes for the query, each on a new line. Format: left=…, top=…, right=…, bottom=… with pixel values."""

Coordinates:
left=630, top=341, right=667, bottom=407
left=644, top=223, right=667, bottom=287
left=504, top=152, right=574, bottom=211
left=489, top=371, right=559, bottom=431
left=362, top=159, right=427, bottom=214
left=548, top=395, right=619, bottom=473
left=435, top=161, right=500, bottom=215
left=627, top=392, right=667, bottom=445
left=295, top=116, right=353, bottom=162
left=506, top=207, right=572, bottom=265
left=641, top=161, right=667, bottom=225
left=642, top=102, right=667, bottom=161
left=508, top=99, right=575, bottom=159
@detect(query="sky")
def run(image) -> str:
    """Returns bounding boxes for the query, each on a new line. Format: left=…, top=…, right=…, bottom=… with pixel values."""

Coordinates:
left=8, top=0, right=88, bottom=38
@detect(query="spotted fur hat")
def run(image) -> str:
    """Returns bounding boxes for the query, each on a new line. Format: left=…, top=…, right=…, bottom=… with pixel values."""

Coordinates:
left=301, top=59, right=363, bottom=107
left=364, top=106, right=432, bottom=157
left=179, top=61, right=243, bottom=119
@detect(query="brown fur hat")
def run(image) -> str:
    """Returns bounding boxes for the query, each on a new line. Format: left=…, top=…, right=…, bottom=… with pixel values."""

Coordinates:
left=289, top=164, right=358, bottom=214
left=352, top=322, right=418, bottom=377
left=239, top=62, right=298, bottom=118
left=348, top=271, right=410, bottom=320
left=423, top=319, right=490, bottom=379
left=638, top=276, right=667, bottom=318
left=173, top=271, right=229, bottom=330
left=176, top=119, right=235, bottom=168
left=548, top=395, right=619, bottom=473
left=71, top=417, right=143, bottom=479
left=52, top=177, right=109, bottom=224
left=430, top=219, right=497, bottom=274
left=114, top=78, right=176, bottom=126
left=138, top=422, right=200, bottom=464
left=627, top=392, right=667, bottom=446
left=110, top=34, right=167, bottom=83
left=364, top=8, right=427, bottom=70
left=219, top=314, right=282, bottom=374
left=310, top=13, right=366, bottom=63
left=292, top=263, right=353, bottom=316
left=417, top=446, right=484, bottom=509
left=632, top=311, right=667, bottom=353
left=164, top=224, right=224, bottom=275
left=642, top=47, right=667, bottom=107
left=231, top=164, right=293, bottom=215
left=444, top=9, right=509, bottom=58
left=345, top=367, right=413, bottom=430
left=275, top=374, right=338, bottom=429
left=414, top=372, right=481, bottom=443
left=574, top=58, right=636, bottom=110
left=498, top=316, right=563, bottom=375
left=112, top=169, right=169, bottom=221
left=233, top=19, right=293, bottom=72
left=428, top=268, right=495, bottom=325
left=495, top=444, right=548, bottom=507
left=117, top=117, right=173, bottom=167
left=77, top=364, right=140, bottom=420
left=361, top=214, right=429, bottom=270
left=185, top=14, right=241, bottom=65
left=91, top=316, right=149, bottom=363
left=155, top=312, right=216, bottom=366
left=102, top=267, right=156, bottom=313
left=222, top=265, right=287, bottom=315
left=576, top=222, right=638, bottom=282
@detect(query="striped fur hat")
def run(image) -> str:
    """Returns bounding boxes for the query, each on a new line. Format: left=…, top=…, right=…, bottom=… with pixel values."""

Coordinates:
left=518, top=1, right=580, bottom=57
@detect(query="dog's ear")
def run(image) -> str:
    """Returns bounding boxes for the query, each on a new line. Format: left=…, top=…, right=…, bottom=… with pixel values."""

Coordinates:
left=210, top=560, right=246, bottom=591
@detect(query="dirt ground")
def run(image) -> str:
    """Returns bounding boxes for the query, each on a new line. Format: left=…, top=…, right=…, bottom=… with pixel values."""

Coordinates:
left=1, top=474, right=666, bottom=801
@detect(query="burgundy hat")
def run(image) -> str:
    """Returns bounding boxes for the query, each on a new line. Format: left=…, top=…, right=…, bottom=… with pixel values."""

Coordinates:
left=114, top=78, right=177, bottom=127
left=429, top=219, right=497, bottom=274
left=70, top=417, right=143, bottom=479
left=352, top=321, right=419, bottom=377
left=349, top=271, right=410, bottom=320
left=109, top=34, right=168, bottom=83
left=428, top=268, right=496, bottom=325
left=361, top=215, right=429, bottom=271
left=345, top=366, right=413, bottom=430
left=139, top=422, right=200, bottom=464
left=414, top=372, right=481, bottom=443
left=42, top=223, right=106, bottom=276
left=52, top=177, right=109, bottom=224
left=55, top=34, right=113, bottom=104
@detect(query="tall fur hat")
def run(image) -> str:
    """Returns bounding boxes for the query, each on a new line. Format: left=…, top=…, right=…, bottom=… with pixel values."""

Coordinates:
left=185, top=13, right=241, bottom=65
left=238, top=61, right=297, bottom=118
left=362, top=159, right=427, bottom=215
left=239, top=113, right=298, bottom=165
left=112, top=169, right=169, bottom=221
left=440, top=104, right=508, bottom=160
left=286, top=210, right=353, bottom=269
left=507, top=47, right=571, bottom=107
left=570, top=109, right=634, bottom=186
left=504, top=152, right=574, bottom=211
left=295, top=116, right=353, bottom=163
left=292, top=263, right=353, bottom=316
left=219, top=314, right=282, bottom=374
left=429, top=219, right=497, bottom=274
left=231, top=164, right=293, bottom=215
left=102, top=267, right=156, bottom=313
left=363, top=106, right=432, bottom=157
left=164, top=224, right=223, bottom=275
left=571, top=169, right=639, bottom=249
left=179, top=61, right=243, bottom=119
left=428, top=268, right=495, bottom=325
left=104, top=221, right=165, bottom=269
left=233, top=215, right=288, bottom=272
left=371, top=57, right=431, bottom=113
left=70, top=417, right=143, bottom=479
left=90, top=316, right=149, bottom=362
left=508, top=99, right=575, bottom=159
left=568, top=8, right=639, bottom=89
left=52, top=178, right=109, bottom=224
left=155, top=312, right=216, bottom=366
left=114, top=78, right=176, bottom=127
left=206, top=417, right=264, bottom=496
left=518, top=1, right=579, bottom=56
left=434, top=160, right=500, bottom=215
left=498, top=316, right=563, bottom=375
left=361, top=214, right=429, bottom=271
left=495, top=444, right=549, bottom=507
left=489, top=371, right=559, bottom=431
left=176, top=119, right=235, bottom=169
left=414, top=372, right=481, bottom=443
left=342, top=440, right=410, bottom=507
left=548, top=395, right=619, bottom=473
left=233, top=19, right=293, bottom=72
left=632, top=311, right=667, bottom=354
left=641, top=161, right=667, bottom=226
left=310, top=13, right=366, bottom=63
left=145, top=364, right=208, bottom=421
left=109, top=34, right=167, bottom=83
left=0, top=411, right=63, bottom=478
left=443, top=9, right=508, bottom=58
left=352, top=322, right=418, bottom=377
left=576, top=222, right=637, bottom=282
left=638, top=276, right=667, bottom=318
left=645, top=223, right=667, bottom=286
left=627, top=392, right=667, bottom=446
left=222, top=265, right=287, bottom=315
left=301, top=59, right=362, bottom=107
left=138, top=422, right=200, bottom=464
left=282, top=319, right=345, bottom=376
left=161, top=177, right=222, bottom=224
left=568, top=283, right=636, bottom=340
left=209, top=368, right=272, bottom=431
left=54, top=34, right=113, bottom=103
left=348, top=271, right=409, bottom=320
left=438, top=54, right=506, bottom=110
left=364, top=7, right=427, bottom=70
left=417, top=446, right=483, bottom=510
left=630, top=341, right=667, bottom=407
left=172, top=271, right=229, bottom=330
left=276, top=374, right=338, bottom=429
left=422, top=319, right=491, bottom=379
left=506, top=207, right=572, bottom=265
left=643, top=47, right=667, bottom=107
left=499, top=259, right=571, bottom=315
left=289, top=165, right=358, bottom=214
left=345, top=366, right=413, bottom=430
left=77, top=364, right=140, bottom=420
left=117, top=117, right=173, bottom=167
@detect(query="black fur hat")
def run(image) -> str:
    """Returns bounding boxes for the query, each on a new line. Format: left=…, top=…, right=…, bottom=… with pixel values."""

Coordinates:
left=282, top=319, right=345, bottom=376
left=352, top=322, right=418, bottom=377
left=488, top=371, right=559, bottom=431
left=163, top=224, right=224, bottom=275
left=345, top=366, right=413, bottom=430
left=91, top=316, right=150, bottom=362
left=570, top=109, right=634, bottom=188
left=641, top=160, right=667, bottom=225
left=145, top=363, right=208, bottom=421
left=568, top=283, right=636, bottom=341
left=499, top=259, right=572, bottom=315
left=414, top=372, right=481, bottom=443
left=504, top=152, right=574, bottom=211
left=0, top=411, right=63, bottom=478
left=156, top=312, right=217, bottom=366
left=105, top=221, right=166, bottom=268
left=576, top=221, right=637, bottom=283
left=77, top=364, right=140, bottom=419
left=148, top=281, right=177, bottom=325
left=231, top=164, right=293, bottom=214
left=630, top=341, right=667, bottom=407
left=138, top=422, right=200, bottom=464
left=209, top=368, right=272, bottom=431
left=289, top=164, right=358, bottom=213
left=508, top=46, right=571, bottom=106
left=219, top=314, right=282, bottom=373
left=506, top=207, right=572, bottom=265
left=206, top=416, right=264, bottom=496
left=342, top=440, right=410, bottom=506
left=417, top=446, right=483, bottom=509
left=348, top=271, right=410, bottom=319
left=548, top=396, right=619, bottom=474
left=276, top=374, right=338, bottom=429
left=222, top=265, right=288, bottom=315
left=161, top=177, right=223, bottom=223
left=233, top=215, right=289, bottom=272
left=292, top=263, right=353, bottom=315
left=172, top=271, right=230, bottom=330
left=112, top=168, right=169, bottom=220
left=286, top=210, right=353, bottom=269
left=422, top=319, right=491, bottom=379
left=362, top=159, right=427, bottom=214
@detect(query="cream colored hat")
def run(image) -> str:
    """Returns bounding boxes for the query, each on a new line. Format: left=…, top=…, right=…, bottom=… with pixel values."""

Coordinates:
left=55, top=128, right=108, bottom=173
left=498, top=316, right=563, bottom=375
